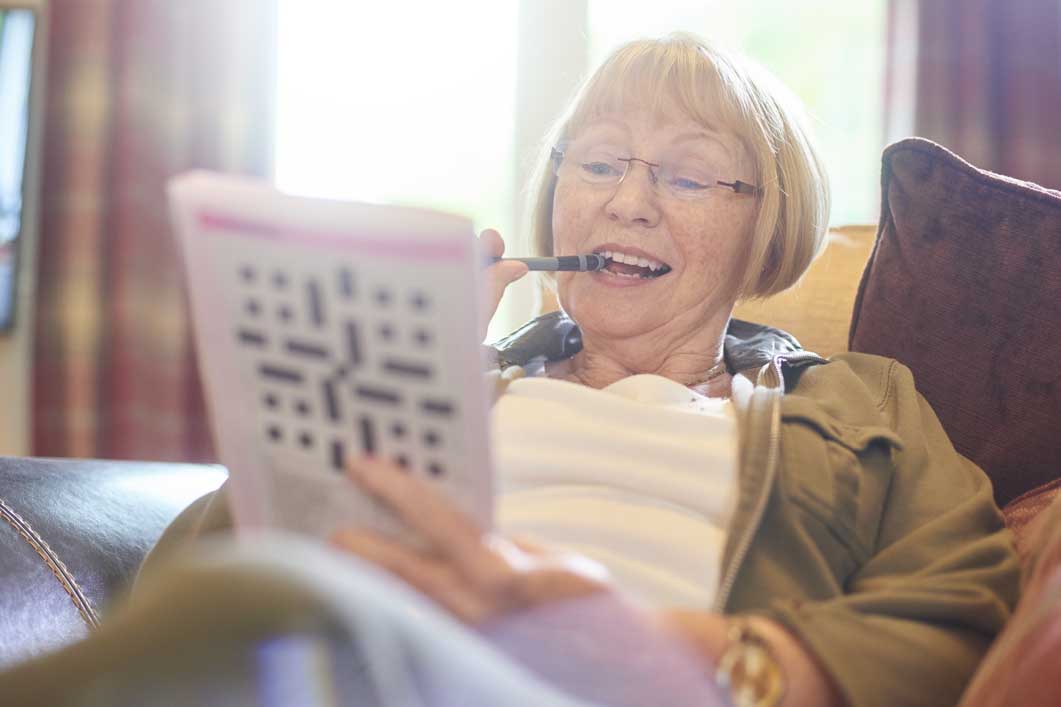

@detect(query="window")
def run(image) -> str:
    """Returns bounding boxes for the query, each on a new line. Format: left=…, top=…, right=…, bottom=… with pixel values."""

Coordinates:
left=588, top=0, right=886, bottom=227
left=275, top=3, right=885, bottom=336
left=275, top=1, right=519, bottom=231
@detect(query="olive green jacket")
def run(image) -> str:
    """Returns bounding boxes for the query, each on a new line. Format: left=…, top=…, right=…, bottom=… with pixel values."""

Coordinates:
left=142, top=316, right=1020, bottom=707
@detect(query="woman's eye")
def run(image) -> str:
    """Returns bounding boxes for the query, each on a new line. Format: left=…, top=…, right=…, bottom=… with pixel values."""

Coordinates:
left=581, top=161, right=620, bottom=177
left=669, top=175, right=711, bottom=191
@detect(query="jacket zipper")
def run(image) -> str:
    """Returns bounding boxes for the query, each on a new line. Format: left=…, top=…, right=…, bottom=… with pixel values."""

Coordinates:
left=712, top=355, right=785, bottom=611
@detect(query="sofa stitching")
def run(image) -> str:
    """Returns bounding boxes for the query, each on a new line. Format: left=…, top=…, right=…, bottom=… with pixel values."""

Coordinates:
left=0, top=495, right=101, bottom=629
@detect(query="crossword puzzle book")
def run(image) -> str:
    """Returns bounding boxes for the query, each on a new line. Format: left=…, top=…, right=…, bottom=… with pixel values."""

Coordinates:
left=168, top=172, right=494, bottom=539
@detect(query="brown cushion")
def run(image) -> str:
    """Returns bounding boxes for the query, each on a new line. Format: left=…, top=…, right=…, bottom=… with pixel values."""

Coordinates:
left=849, top=137, right=1061, bottom=507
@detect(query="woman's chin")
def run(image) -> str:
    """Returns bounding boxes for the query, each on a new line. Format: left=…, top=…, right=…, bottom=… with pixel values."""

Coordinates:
left=563, top=298, right=660, bottom=340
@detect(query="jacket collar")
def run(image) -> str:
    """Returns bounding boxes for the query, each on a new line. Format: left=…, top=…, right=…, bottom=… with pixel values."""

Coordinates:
left=490, top=310, right=825, bottom=389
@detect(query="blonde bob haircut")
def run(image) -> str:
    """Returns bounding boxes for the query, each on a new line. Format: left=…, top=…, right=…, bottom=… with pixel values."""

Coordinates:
left=524, top=33, right=830, bottom=299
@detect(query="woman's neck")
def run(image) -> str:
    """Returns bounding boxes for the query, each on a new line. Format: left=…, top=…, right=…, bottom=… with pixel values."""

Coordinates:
left=546, top=314, right=732, bottom=396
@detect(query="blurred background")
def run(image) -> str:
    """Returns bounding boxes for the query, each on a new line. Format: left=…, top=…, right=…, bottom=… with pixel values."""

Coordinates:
left=0, top=0, right=1057, bottom=463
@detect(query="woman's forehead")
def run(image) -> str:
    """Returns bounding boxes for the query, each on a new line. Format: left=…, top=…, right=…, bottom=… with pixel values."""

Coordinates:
left=570, top=111, right=741, bottom=159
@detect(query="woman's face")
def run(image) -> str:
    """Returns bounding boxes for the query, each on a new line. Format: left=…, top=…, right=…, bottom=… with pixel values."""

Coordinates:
left=552, top=108, right=757, bottom=343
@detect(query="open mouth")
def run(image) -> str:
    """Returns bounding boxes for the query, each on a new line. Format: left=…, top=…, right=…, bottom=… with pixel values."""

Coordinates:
left=593, top=248, right=673, bottom=279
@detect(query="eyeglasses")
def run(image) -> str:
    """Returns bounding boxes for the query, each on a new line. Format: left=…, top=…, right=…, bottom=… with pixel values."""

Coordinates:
left=551, top=146, right=761, bottom=200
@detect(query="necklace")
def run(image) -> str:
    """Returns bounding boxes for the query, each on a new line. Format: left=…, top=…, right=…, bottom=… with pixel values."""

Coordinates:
left=691, top=359, right=728, bottom=386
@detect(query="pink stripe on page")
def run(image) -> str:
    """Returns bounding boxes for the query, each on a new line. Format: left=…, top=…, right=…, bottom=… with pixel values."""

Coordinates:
left=197, top=211, right=468, bottom=261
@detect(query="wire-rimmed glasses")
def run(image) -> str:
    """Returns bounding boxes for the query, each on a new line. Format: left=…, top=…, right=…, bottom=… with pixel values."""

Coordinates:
left=551, top=146, right=760, bottom=199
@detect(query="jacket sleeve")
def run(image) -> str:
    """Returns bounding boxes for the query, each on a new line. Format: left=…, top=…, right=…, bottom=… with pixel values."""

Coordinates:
left=760, top=358, right=1020, bottom=707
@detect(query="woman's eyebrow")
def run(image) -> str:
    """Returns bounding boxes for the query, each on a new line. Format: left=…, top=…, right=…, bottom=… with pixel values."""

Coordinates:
left=670, top=131, right=734, bottom=157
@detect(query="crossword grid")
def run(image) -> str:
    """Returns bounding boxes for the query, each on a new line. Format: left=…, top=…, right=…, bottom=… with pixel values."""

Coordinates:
left=226, top=253, right=460, bottom=482
left=172, top=174, right=493, bottom=536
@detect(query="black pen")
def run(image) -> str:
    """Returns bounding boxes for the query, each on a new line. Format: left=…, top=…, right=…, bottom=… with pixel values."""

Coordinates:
left=489, top=254, right=607, bottom=272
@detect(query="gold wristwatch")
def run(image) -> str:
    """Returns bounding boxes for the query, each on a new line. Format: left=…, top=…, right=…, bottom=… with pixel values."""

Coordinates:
left=715, top=618, right=786, bottom=707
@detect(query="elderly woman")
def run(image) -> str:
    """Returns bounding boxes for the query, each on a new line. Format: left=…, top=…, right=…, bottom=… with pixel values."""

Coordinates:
left=80, top=33, right=1014, bottom=707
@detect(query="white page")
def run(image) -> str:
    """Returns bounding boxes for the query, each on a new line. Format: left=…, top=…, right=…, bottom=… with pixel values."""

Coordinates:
left=169, top=172, right=493, bottom=540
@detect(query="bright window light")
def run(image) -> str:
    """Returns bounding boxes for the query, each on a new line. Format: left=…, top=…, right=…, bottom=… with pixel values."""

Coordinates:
left=274, top=1, right=518, bottom=233
left=275, top=2, right=885, bottom=338
left=588, top=0, right=886, bottom=226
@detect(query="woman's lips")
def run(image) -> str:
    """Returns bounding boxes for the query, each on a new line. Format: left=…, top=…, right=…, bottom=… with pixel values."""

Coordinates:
left=589, top=268, right=667, bottom=288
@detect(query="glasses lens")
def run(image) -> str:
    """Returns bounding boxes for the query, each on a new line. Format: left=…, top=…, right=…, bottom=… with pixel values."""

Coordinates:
left=658, top=157, right=723, bottom=199
left=561, top=144, right=625, bottom=184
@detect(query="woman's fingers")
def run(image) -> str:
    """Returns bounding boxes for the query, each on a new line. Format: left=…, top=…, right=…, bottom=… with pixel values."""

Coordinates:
left=479, top=228, right=505, bottom=258
left=346, top=457, right=487, bottom=562
left=346, top=457, right=528, bottom=598
left=478, top=229, right=528, bottom=339
left=331, top=529, right=490, bottom=623
left=339, top=459, right=615, bottom=623
left=490, top=260, right=530, bottom=287
left=509, top=535, right=548, bottom=557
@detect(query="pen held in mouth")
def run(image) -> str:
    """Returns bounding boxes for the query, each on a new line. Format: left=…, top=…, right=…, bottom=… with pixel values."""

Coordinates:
left=489, top=254, right=607, bottom=272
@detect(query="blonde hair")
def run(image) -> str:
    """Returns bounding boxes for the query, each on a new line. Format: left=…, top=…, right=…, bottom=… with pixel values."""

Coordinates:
left=524, top=33, right=830, bottom=299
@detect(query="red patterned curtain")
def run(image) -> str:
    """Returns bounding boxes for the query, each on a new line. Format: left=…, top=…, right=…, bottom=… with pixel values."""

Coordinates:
left=33, top=0, right=276, bottom=461
left=885, top=0, right=1061, bottom=189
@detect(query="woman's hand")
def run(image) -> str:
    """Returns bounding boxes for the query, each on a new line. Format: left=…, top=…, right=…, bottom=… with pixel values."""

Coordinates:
left=330, top=455, right=608, bottom=623
left=479, top=229, right=528, bottom=341
left=331, top=455, right=728, bottom=706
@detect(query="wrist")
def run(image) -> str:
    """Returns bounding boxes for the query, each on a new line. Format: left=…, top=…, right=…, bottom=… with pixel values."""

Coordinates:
left=657, top=608, right=731, bottom=660
left=715, top=617, right=786, bottom=707
left=657, top=611, right=844, bottom=707
left=736, top=617, right=845, bottom=707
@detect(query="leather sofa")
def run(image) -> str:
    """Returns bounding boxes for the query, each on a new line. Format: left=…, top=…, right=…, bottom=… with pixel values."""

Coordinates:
left=0, top=456, right=226, bottom=669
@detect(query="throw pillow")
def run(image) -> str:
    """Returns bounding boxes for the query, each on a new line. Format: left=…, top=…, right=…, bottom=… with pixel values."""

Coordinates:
left=849, top=137, right=1061, bottom=507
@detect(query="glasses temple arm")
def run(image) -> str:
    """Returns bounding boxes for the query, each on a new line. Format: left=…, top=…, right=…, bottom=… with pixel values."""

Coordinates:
left=716, top=179, right=762, bottom=195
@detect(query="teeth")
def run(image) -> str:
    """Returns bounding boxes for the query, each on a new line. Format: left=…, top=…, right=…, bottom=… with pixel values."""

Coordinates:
left=598, top=249, right=667, bottom=271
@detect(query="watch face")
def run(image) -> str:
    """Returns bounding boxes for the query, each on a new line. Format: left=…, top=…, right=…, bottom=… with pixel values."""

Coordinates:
left=716, top=622, right=786, bottom=707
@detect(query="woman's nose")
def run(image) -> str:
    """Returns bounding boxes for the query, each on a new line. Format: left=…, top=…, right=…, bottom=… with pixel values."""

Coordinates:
left=604, top=161, right=662, bottom=227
